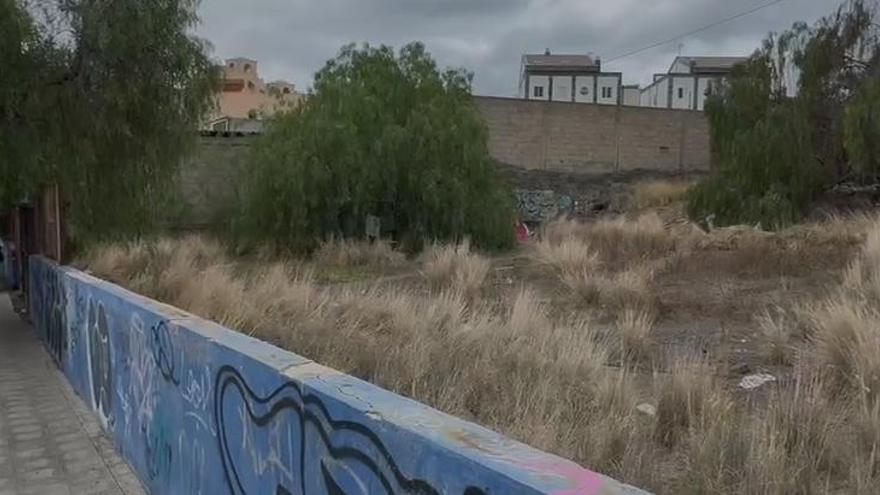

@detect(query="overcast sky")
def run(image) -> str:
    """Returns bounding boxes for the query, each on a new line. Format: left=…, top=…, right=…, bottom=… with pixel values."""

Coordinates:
left=197, top=0, right=836, bottom=96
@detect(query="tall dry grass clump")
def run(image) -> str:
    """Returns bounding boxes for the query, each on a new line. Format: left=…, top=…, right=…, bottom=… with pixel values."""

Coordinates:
left=421, top=239, right=490, bottom=296
left=615, top=308, right=655, bottom=363
left=535, top=219, right=660, bottom=314
left=587, top=212, right=675, bottom=263
left=631, top=180, right=693, bottom=209
left=756, top=307, right=796, bottom=365
left=314, top=238, right=405, bottom=270
left=534, top=236, right=600, bottom=275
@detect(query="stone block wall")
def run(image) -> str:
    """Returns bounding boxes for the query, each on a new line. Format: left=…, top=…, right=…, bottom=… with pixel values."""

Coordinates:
left=474, top=96, right=710, bottom=173
left=176, top=135, right=256, bottom=228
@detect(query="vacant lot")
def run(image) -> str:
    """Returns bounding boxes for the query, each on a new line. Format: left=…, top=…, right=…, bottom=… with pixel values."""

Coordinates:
left=81, top=183, right=880, bottom=494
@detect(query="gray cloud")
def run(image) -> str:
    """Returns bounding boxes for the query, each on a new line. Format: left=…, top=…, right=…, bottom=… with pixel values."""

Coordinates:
left=197, top=0, right=837, bottom=96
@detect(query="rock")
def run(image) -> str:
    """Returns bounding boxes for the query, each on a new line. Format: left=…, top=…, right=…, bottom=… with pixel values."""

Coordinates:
left=636, top=403, right=657, bottom=417
left=739, top=373, right=776, bottom=390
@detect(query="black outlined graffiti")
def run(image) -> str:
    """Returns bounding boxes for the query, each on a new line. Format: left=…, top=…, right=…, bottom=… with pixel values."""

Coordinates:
left=42, top=266, right=67, bottom=364
left=88, top=301, right=113, bottom=421
left=214, top=366, right=488, bottom=495
left=150, top=320, right=179, bottom=386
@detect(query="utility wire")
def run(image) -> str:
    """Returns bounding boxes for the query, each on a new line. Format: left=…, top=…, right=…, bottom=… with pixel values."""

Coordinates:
left=605, top=0, right=790, bottom=63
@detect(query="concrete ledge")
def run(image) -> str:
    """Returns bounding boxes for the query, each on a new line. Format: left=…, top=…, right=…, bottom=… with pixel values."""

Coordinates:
left=28, top=256, right=646, bottom=494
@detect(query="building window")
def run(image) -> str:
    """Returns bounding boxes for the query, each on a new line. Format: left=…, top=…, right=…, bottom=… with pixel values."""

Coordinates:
left=601, top=87, right=612, bottom=99
left=678, top=87, right=684, bottom=99
left=244, top=63, right=252, bottom=72
left=533, top=86, right=545, bottom=98
left=228, top=62, right=234, bottom=68
left=283, top=87, right=291, bottom=94
left=247, top=81, right=255, bottom=90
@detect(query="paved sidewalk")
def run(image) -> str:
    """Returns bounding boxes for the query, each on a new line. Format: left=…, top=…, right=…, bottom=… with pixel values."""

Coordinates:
left=0, top=295, right=145, bottom=495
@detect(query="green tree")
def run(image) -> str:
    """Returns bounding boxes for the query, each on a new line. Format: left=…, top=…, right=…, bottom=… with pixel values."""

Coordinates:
left=689, top=0, right=880, bottom=228
left=0, top=0, right=217, bottom=242
left=845, top=73, right=880, bottom=178
left=236, top=42, right=514, bottom=253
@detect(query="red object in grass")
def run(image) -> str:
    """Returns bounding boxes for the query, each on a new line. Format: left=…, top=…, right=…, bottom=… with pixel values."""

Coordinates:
left=515, top=221, right=530, bottom=242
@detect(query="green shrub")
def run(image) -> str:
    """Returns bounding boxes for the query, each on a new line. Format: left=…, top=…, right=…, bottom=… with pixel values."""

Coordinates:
left=689, top=102, right=824, bottom=229
left=845, top=73, right=880, bottom=178
left=235, top=42, right=514, bottom=253
left=689, top=0, right=879, bottom=229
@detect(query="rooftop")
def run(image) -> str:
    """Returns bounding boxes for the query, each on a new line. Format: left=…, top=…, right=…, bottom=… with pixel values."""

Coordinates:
left=523, top=53, right=598, bottom=69
left=672, top=56, right=748, bottom=72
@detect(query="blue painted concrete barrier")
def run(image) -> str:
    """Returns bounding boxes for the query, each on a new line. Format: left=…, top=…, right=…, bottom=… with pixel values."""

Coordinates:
left=28, top=256, right=646, bottom=495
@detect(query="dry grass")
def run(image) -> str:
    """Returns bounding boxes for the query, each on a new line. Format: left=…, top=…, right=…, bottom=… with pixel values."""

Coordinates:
left=756, top=307, right=795, bottom=365
left=534, top=237, right=600, bottom=275
left=421, top=239, right=490, bottom=296
left=314, top=238, right=405, bottom=270
left=615, top=308, right=655, bottom=363
left=631, top=180, right=694, bottom=209
left=543, top=213, right=675, bottom=266
left=78, top=214, right=880, bottom=494
left=535, top=220, right=658, bottom=314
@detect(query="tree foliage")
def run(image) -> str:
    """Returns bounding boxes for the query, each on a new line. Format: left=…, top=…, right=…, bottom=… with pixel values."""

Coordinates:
left=0, top=0, right=217, bottom=241
left=236, top=42, right=514, bottom=253
left=689, top=0, right=880, bottom=228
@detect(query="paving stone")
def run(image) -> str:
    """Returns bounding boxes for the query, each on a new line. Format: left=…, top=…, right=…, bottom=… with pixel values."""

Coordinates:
left=0, top=297, right=145, bottom=495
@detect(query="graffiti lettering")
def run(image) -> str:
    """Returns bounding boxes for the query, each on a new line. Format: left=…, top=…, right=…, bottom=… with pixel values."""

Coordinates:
left=88, top=301, right=112, bottom=422
left=146, top=415, right=173, bottom=481
left=214, top=366, right=487, bottom=495
left=178, top=430, right=207, bottom=495
left=150, top=320, right=179, bottom=385
left=40, top=267, right=67, bottom=363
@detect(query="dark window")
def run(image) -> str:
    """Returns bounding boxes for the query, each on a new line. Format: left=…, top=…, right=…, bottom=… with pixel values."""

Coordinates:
left=533, top=86, right=544, bottom=98
left=678, top=87, right=684, bottom=99
left=244, top=63, right=252, bottom=72
left=247, top=81, right=255, bottom=90
left=602, top=87, right=612, bottom=99
left=283, top=87, right=291, bottom=94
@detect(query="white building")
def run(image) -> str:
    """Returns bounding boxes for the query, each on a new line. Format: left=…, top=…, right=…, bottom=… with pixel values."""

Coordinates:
left=639, top=56, right=747, bottom=111
left=520, top=51, right=622, bottom=105
left=622, top=85, right=640, bottom=106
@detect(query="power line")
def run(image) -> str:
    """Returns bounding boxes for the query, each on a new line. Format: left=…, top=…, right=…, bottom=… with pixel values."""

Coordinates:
left=605, top=0, right=790, bottom=63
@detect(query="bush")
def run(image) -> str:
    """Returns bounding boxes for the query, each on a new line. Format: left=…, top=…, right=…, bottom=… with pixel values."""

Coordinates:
left=688, top=0, right=880, bottom=229
left=235, top=42, right=514, bottom=253
left=689, top=91, right=825, bottom=229
left=845, top=73, right=880, bottom=178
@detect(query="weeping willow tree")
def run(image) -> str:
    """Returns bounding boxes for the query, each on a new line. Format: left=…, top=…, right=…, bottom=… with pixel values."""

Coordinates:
left=0, top=0, right=217, bottom=243
left=689, top=0, right=880, bottom=228
left=235, top=42, right=514, bottom=253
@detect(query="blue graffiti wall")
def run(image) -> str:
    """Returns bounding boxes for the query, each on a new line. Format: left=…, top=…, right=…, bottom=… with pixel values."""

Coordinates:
left=28, top=256, right=644, bottom=495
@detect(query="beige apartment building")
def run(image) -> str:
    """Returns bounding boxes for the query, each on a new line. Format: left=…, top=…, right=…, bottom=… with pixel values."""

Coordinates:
left=205, top=57, right=303, bottom=131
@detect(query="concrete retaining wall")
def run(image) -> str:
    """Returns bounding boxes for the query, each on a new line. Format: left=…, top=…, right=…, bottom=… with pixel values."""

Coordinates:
left=28, top=256, right=644, bottom=495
